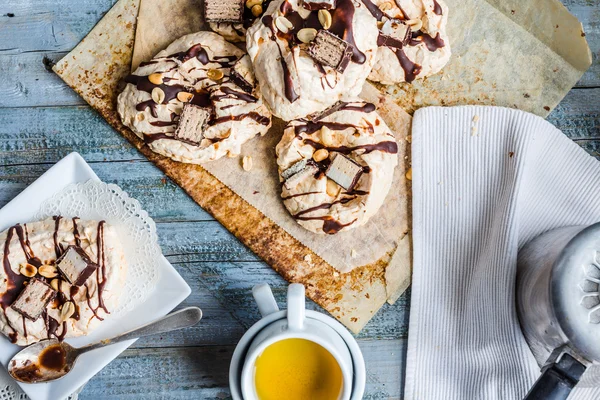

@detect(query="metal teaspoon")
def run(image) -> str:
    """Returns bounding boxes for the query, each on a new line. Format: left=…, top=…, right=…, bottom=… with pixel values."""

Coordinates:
left=8, top=306, right=202, bottom=384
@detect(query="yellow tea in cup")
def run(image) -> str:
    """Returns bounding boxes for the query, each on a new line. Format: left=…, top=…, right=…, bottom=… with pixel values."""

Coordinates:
left=254, top=338, right=344, bottom=400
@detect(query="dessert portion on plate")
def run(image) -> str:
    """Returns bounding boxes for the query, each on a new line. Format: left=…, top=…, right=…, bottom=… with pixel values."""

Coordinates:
left=118, top=31, right=272, bottom=164
left=0, top=217, right=127, bottom=346
left=365, top=0, right=451, bottom=84
left=246, top=0, right=379, bottom=120
left=275, top=100, right=398, bottom=234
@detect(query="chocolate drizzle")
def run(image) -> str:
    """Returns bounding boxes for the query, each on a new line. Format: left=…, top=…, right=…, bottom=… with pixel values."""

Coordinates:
left=361, top=0, right=384, bottom=20
left=432, top=0, right=443, bottom=15
left=94, top=221, right=109, bottom=315
left=212, top=112, right=271, bottom=126
left=215, top=86, right=258, bottom=103
left=394, top=48, right=422, bottom=82
left=328, top=0, right=366, bottom=64
left=281, top=191, right=322, bottom=200
left=293, top=197, right=359, bottom=234
left=295, top=121, right=374, bottom=136
left=149, top=112, right=179, bottom=127
left=72, top=218, right=81, bottom=247
left=410, top=32, right=445, bottom=52
left=303, top=139, right=398, bottom=154
left=1, top=227, right=27, bottom=313
left=261, top=0, right=365, bottom=101
left=52, top=216, right=63, bottom=258
left=293, top=197, right=354, bottom=218
left=262, top=15, right=300, bottom=103
left=377, top=33, right=405, bottom=49
left=125, top=41, right=269, bottom=147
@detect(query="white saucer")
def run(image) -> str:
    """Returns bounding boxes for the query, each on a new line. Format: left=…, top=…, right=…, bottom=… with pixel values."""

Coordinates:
left=229, top=310, right=366, bottom=400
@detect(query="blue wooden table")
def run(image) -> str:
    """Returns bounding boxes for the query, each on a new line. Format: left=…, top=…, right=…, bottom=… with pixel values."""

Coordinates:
left=0, top=0, right=598, bottom=398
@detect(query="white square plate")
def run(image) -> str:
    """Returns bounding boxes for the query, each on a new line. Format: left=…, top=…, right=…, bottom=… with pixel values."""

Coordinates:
left=0, top=153, right=191, bottom=400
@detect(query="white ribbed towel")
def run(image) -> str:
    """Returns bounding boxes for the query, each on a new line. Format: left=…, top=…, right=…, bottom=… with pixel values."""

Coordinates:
left=406, top=106, right=600, bottom=400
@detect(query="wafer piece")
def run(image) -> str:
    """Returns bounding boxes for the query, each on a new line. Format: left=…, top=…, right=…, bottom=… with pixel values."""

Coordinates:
left=174, top=103, right=212, bottom=145
left=325, top=154, right=363, bottom=191
left=11, top=279, right=56, bottom=321
left=56, top=245, right=99, bottom=287
left=302, top=0, right=336, bottom=10
left=380, top=19, right=411, bottom=47
left=204, top=0, right=244, bottom=22
left=230, top=55, right=256, bottom=93
left=308, top=30, right=353, bottom=73
left=307, top=101, right=346, bottom=122
left=284, top=160, right=319, bottom=190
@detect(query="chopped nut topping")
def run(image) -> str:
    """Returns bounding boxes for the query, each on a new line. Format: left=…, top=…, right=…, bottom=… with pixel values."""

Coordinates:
left=275, top=16, right=294, bottom=33
left=246, top=0, right=262, bottom=8
left=148, top=73, right=163, bottom=85
left=19, top=263, right=37, bottom=278
left=318, top=10, right=332, bottom=29
left=59, top=301, right=76, bottom=322
left=312, top=148, right=329, bottom=162
left=242, top=155, right=253, bottom=171
left=207, top=68, right=224, bottom=81
left=151, top=87, right=165, bottom=104
left=177, top=91, right=194, bottom=102
left=39, top=264, right=58, bottom=279
left=251, top=4, right=263, bottom=16
left=297, top=28, right=318, bottom=43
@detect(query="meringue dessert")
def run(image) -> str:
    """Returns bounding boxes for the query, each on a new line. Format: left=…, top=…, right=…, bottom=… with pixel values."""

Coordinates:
left=118, top=31, right=272, bottom=164
left=0, top=217, right=127, bottom=346
left=246, top=0, right=379, bottom=120
left=276, top=100, right=398, bottom=234
left=366, top=0, right=451, bottom=84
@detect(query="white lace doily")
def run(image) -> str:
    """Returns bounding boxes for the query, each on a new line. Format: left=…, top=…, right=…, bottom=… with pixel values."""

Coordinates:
left=35, top=180, right=162, bottom=316
left=0, top=367, right=80, bottom=400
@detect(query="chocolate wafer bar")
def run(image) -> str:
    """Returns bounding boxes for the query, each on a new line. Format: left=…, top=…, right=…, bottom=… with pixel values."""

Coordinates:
left=283, top=159, right=319, bottom=190
left=308, top=30, right=353, bottom=73
left=325, top=154, right=363, bottom=191
left=56, top=245, right=99, bottom=287
left=204, top=0, right=244, bottom=23
left=11, top=279, right=56, bottom=321
left=174, top=103, right=212, bottom=145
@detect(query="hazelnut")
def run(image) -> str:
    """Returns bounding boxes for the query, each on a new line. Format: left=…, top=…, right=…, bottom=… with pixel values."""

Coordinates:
left=312, top=148, right=329, bottom=162
left=148, top=73, right=163, bottom=85
left=318, top=10, right=332, bottom=30
left=177, top=91, right=194, bottom=102
left=39, top=264, right=58, bottom=279
left=207, top=68, right=224, bottom=81
left=19, top=263, right=37, bottom=278
left=151, top=87, right=165, bottom=104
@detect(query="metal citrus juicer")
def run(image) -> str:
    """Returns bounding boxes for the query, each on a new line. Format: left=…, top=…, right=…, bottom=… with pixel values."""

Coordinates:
left=517, top=222, right=600, bottom=399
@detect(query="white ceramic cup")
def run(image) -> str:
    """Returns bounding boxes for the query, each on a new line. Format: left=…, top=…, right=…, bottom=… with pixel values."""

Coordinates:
left=240, top=284, right=354, bottom=400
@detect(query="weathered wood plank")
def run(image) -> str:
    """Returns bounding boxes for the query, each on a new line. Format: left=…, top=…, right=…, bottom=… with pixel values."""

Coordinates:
left=78, top=340, right=406, bottom=400
left=0, top=161, right=212, bottom=222
left=0, top=52, right=85, bottom=108
left=0, top=89, right=598, bottom=165
left=547, top=88, right=600, bottom=138
left=1, top=0, right=597, bottom=88
left=0, top=1, right=117, bottom=54
left=563, top=0, right=600, bottom=87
